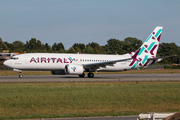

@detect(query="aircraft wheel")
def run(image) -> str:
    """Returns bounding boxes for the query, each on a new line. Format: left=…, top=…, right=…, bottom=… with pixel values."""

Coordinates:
left=79, top=73, right=85, bottom=78
left=88, top=73, right=94, bottom=78
left=19, top=74, right=23, bottom=78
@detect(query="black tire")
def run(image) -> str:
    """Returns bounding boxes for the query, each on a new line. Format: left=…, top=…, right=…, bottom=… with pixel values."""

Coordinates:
left=88, top=73, right=94, bottom=78
left=79, top=73, right=85, bottom=78
left=19, top=75, right=23, bottom=78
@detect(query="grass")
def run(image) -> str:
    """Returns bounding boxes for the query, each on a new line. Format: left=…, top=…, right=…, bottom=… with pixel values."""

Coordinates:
left=1, top=69, right=180, bottom=76
left=0, top=82, right=180, bottom=119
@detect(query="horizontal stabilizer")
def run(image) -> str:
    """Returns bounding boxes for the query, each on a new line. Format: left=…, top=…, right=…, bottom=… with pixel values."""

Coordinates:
left=147, top=55, right=177, bottom=61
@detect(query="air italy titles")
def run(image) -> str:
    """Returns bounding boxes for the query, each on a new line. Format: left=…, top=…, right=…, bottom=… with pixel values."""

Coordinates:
left=30, top=57, right=75, bottom=63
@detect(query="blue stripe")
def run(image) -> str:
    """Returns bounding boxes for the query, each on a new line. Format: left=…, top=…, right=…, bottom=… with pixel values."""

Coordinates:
left=138, top=47, right=145, bottom=56
left=146, top=34, right=152, bottom=42
left=155, top=29, right=162, bottom=38
left=142, top=55, right=148, bottom=64
left=147, top=42, right=155, bottom=51
left=131, top=61, right=139, bottom=69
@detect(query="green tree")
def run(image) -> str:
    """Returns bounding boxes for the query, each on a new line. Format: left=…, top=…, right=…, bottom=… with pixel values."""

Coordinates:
left=2, top=42, right=13, bottom=52
left=74, top=47, right=81, bottom=53
left=105, top=39, right=125, bottom=54
left=67, top=47, right=76, bottom=53
left=57, top=43, right=64, bottom=50
left=72, top=43, right=85, bottom=53
left=158, top=43, right=179, bottom=64
left=52, top=43, right=57, bottom=52
left=24, top=38, right=46, bottom=53
left=59, top=48, right=65, bottom=53
left=84, top=46, right=94, bottom=54
left=123, top=37, right=143, bottom=52
left=87, top=42, right=104, bottom=54
left=45, top=43, right=53, bottom=53
left=0, top=38, right=8, bottom=52
left=12, top=41, right=24, bottom=53
left=52, top=42, right=65, bottom=52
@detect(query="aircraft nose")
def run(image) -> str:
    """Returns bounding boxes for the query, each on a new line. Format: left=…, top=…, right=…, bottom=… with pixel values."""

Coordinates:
left=3, top=60, right=7, bottom=66
left=3, top=60, right=10, bottom=67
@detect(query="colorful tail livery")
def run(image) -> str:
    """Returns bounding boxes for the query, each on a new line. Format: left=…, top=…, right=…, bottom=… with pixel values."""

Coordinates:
left=3, top=26, right=176, bottom=78
left=130, top=26, right=163, bottom=69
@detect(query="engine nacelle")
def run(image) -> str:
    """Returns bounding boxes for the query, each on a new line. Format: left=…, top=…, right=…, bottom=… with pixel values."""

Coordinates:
left=65, top=64, right=84, bottom=75
left=51, top=70, right=66, bottom=75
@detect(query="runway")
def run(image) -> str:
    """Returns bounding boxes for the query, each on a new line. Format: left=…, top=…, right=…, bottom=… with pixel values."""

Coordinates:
left=0, top=74, right=180, bottom=83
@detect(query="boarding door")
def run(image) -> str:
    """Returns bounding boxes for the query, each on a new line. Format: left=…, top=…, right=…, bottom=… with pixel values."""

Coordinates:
left=25, top=55, right=29, bottom=64
left=24, top=55, right=30, bottom=69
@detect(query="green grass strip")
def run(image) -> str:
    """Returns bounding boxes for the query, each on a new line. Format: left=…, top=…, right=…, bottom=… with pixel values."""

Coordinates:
left=0, top=82, right=180, bottom=119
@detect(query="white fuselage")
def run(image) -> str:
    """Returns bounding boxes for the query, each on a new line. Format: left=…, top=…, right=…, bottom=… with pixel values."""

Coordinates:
left=4, top=53, right=133, bottom=72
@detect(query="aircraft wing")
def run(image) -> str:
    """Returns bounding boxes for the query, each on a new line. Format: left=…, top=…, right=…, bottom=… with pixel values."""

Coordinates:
left=147, top=55, right=177, bottom=61
left=83, top=58, right=132, bottom=69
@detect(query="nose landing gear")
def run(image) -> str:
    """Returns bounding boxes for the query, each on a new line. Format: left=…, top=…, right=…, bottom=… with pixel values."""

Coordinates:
left=19, top=74, right=23, bottom=78
left=19, top=72, right=23, bottom=78
left=13, top=69, right=23, bottom=78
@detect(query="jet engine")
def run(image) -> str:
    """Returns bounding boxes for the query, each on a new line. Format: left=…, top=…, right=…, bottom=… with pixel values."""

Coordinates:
left=65, top=64, right=84, bottom=75
left=51, top=70, right=66, bottom=75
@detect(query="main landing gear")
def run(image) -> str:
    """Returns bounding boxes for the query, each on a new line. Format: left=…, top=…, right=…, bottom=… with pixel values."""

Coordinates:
left=78, top=72, right=94, bottom=78
left=88, top=72, right=94, bottom=78
left=79, top=73, right=85, bottom=78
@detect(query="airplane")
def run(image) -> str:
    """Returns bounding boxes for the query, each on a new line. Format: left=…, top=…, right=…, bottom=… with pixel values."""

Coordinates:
left=3, top=26, right=175, bottom=78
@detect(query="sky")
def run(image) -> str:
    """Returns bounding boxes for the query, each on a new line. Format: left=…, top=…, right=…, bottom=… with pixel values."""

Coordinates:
left=0, top=0, right=180, bottom=49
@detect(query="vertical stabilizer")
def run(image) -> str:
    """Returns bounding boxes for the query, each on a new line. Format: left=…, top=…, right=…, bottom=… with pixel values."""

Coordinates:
left=129, top=26, right=163, bottom=68
left=139, top=26, right=163, bottom=57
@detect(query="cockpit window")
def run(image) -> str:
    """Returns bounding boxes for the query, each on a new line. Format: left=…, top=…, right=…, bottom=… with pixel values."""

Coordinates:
left=11, top=57, right=19, bottom=60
